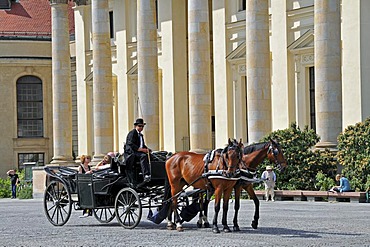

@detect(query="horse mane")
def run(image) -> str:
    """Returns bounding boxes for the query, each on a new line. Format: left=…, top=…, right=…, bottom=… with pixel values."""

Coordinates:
left=243, top=141, right=269, bottom=155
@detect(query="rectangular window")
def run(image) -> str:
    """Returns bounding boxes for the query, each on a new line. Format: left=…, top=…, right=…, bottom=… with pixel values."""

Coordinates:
left=109, top=11, right=114, bottom=38
left=18, top=153, right=44, bottom=181
left=17, top=76, right=43, bottom=137
left=239, top=0, right=246, bottom=11
left=309, top=67, right=316, bottom=131
left=155, top=0, right=158, bottom=29
left=18, top=153, right=45, bottom=168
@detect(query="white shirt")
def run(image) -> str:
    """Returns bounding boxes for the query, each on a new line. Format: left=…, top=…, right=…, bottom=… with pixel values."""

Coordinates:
left=137, top=130, right=144, bottom=148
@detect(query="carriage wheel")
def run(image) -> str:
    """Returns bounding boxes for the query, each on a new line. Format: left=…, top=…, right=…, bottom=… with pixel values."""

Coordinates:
left=93, top=208, right=116, bottom=223
left=115, top=188, right=142, bottom=229
left=43, top=180, right=72, bottom=226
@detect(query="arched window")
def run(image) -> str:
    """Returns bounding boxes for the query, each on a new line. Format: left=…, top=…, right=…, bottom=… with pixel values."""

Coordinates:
left=17, top=76, right=43, bottom=137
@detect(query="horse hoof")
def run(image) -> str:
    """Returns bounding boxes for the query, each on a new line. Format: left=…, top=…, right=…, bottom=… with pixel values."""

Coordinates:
left=197, top=222, right=202, bottom=228
left=204, top=222, right=210, bottom=228
left=167, top=225, right=176, bottom=230
left=233, top=226, right=240, bottom=232
left=251, top=221, right=258, bottom=229
left=176, top=226, right=184, bottom=232
left=223, top=227, right=231, bottom=233
left=212, top=228, right=220, bottom=234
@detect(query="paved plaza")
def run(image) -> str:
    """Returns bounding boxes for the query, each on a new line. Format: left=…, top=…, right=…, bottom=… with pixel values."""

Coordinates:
left=0, top=198, right=369, bottom=247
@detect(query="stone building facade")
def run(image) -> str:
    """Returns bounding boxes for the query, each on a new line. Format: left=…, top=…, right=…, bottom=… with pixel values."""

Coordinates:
left=70, top=0, right=370, bottom=156
left=2, top=1, right=370, bottom=196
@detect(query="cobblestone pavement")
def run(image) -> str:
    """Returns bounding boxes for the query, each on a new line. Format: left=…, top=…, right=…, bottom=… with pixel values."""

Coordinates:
left=0, top=198, right=369, bottom=247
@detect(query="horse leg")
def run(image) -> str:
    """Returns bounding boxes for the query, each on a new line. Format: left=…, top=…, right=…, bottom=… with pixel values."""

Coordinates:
left=232, top=185, right=242, bottom=231
left=221, top=189, right=232, bottom=233
left=197, top=197, right=203, bottom=228
left=247, top=185, right=259, bottom=229
left=202, top=195, right=210, bottom=228
left=166, top=208, right=175, bottom=230
left=171, top=197, right=184, bottom=231
left=197, top=193, right=204, bottom=228
left=212, top=190, right=221, bottom=234
left=168, top=180, right=185, bottom=231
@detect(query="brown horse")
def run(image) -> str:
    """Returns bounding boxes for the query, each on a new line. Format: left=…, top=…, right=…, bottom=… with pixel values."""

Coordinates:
left=232, top=139, right=287, bottom=231
left=165, top=138, right=243, bottom=233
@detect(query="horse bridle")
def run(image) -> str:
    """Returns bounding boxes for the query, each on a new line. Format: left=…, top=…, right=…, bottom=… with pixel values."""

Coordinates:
left=223, top=143, right=243, bottom=170
left=267, top=143, right=283, bottom=171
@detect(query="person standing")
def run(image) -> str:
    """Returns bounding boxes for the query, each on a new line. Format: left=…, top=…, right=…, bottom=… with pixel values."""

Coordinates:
left=7, top=169, right=19, bottom=199
left=125, top=118, right=151, bottom=182
left=261, top=166, right=276, bottom=202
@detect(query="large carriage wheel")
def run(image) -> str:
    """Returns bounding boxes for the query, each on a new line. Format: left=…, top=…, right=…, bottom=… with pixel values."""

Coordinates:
left=93, top=208, right=116, bottom=223
left=43, top=180, right=72, bottom=226
left=115, top=188, right=142, bottom=229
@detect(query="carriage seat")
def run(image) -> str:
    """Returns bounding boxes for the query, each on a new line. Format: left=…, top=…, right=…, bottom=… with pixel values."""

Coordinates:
left=120, top=150, right=170, bottom=184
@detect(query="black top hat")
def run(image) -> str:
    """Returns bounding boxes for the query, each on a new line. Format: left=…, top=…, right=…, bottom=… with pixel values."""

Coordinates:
left=134, top=118, right=146, bottom=126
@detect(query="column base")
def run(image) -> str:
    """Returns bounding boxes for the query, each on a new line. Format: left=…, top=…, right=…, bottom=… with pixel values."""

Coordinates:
left=91, top=154, right=105, bottom=165
left=50, top=155, right=76, bottom=166
left=315, top=142, right=338, bottom=151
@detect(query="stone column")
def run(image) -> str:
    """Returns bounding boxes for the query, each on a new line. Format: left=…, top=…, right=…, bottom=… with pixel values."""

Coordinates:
left=159, top=0, right=188, bottom=152
left=137, top=0, right=159, bottom=150
left=91, top=0, right=113, bottom=158
left=246, top=0, right=271, bottom=143
left=188, top=0, right=212, bottom=152
left=50, top=0, right=74, bottom=164
left=314, top=0, right=341, bottom=149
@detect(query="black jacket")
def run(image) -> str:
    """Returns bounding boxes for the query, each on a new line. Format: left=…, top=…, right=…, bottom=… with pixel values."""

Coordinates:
left=125, top=128, right=147, bottom=154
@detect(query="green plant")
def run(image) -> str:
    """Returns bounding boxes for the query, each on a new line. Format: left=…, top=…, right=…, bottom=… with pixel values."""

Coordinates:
left=260, top=122, right=337, bottom=190
left=17, top=181, right=33, bottom=199
left=0, top=178, right=11, bottom=198
left=16, top=169, right=33, bottom=199
left=365, top=175, right=370, bottom=192
left=315, top=171, right=335, bottom=191
left=337, top=118, right=370, bottom=191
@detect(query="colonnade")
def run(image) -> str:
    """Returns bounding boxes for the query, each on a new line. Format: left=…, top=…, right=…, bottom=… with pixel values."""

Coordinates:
left=50, top=0, right=342, bottom=162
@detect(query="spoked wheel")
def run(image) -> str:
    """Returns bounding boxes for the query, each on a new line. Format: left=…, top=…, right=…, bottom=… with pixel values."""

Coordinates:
left=43, top=180, right=72, bottom=226
left=115, top=188, right=142, bottom=229
left=93, top=208, right=116, bottom=223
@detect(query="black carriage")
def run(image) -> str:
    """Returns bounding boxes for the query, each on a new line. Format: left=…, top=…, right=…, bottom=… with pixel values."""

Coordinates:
left=43, top=152, right=202, bottom=228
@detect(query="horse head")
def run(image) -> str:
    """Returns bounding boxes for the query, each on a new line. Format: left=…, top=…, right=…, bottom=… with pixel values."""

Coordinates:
left=223, top=138, right=243, bottom=176
left=266, top=139, right=287, bottom=172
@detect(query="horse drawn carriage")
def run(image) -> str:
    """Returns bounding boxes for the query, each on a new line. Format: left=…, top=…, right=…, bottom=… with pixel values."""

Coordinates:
left=43, top=151, right=202, bottom=228
left=43, top=139, right=287, bottom=233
